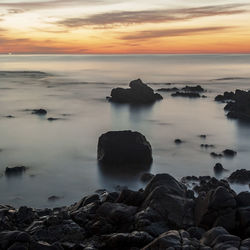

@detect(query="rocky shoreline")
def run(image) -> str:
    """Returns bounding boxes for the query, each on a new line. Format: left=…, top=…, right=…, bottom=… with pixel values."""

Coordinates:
left=1, top=170, right=250, bottom=250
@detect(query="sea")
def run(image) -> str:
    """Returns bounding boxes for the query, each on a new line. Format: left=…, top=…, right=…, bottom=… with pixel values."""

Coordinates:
left=0, top=54, right=250, bottom=208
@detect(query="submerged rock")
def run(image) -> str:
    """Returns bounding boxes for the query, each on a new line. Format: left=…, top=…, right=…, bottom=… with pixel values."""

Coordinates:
left=213, top=163, right=225, bottom=173
left=97, top=130, right=152, bottom=165
left=157, top=87, right=179, bottom=92
left=174, top=139, right=183, bottom=144
left=182, top=85, right=205, bottom=92
left=32, top=109, right=47, bottom=115
left=171, top=92, right=201, bottom=98
left=108, top=79, right=163, bottom=104
left=5, top=166, right=27, bottom=176
left=223, top=149, right=237, bottom=157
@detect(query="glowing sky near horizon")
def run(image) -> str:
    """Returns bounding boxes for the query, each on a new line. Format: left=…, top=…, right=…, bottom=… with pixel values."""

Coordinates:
left=0, top=0, right=250, bottom=54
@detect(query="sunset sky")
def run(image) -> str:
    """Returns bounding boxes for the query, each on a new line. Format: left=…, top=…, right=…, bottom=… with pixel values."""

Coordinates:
left=0, top=0, right=250, bottom=54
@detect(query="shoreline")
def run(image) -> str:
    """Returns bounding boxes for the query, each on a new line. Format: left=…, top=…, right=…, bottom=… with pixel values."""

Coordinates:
left=1, top=170, right=250, bottom=249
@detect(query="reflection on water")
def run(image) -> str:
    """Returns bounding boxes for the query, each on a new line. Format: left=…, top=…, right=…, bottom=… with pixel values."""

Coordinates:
left=0, top=54, right=250, bottom=208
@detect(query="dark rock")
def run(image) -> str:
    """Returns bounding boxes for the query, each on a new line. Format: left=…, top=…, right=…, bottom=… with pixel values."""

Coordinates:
left=97, top=130, right=152, bottom=165
left=228, top=169, right=250, bottom=184
left=142, top=230, right=203, bottom=249
left=187, top=227, right=205, bottom=240
left=174, top=139, right=183, bottom=144
left=5, top=166, right=27, bottom=176
left=182, top=85, right=205, bottom=92
left=223, top=149, right=237, bottom=157
left=140, top=173, right=154, bottom=183
left=5, top=115, right=15, bottom=119
left=31, top=109, right=47, bottom=115
left=47, top=118, right=60, bottom=121
left=215, top=91, right=235, bottom=102
left=109, top=79, right=163, bottom=104
left=102, top=231, right=153, bottom=249
left=116, top=189, right=144, bottom=207
left=199, top=135, right=207, bottom=139
left=172, top=91, right=201, bottom=98
left=236, top=192, right=250, bottom=207
left=210, top=152, right=223, bottom=158
left=214, top=163, right=225, bottom=173
left=201, top=227, right=240, bottom=249
left=48, top=196, right=61, bottom=201
left=195, top=187, right=237, bottom=231
left=157, top=87, right=179, bottom=92
left=200, top=144, right=215, bottom=148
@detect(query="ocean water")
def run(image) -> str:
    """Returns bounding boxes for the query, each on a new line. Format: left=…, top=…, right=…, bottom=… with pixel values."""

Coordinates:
left=0, top=54, right=250, bottom=208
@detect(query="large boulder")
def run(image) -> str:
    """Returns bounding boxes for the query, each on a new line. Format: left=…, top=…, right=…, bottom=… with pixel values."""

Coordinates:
left=135, top=174, right=195, bottom=236
left=97, top=130, right=152, bottom=165
left=195, top=186, right=237, bottom=232
left=228, top=169, right=250, bottom=184
left=108, top=79, right=162, bottom=104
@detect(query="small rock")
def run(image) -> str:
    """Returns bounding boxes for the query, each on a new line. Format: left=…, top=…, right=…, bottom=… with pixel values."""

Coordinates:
left=174, top=139, right=183, bottom=144
left=171, top=92, right=201, bottom=98
left=199, top=135, right=207, bottom=139
left=214, top=163, right=225, bottom=173
left=210, top=152, right=223, bottom=158
left=223, top=149, right=237, bottom=157
left=32, top=109, right=47, bottom=115
left=48, top=196, right=61, bottom=202
left=5, top=166, right=27, bottom=176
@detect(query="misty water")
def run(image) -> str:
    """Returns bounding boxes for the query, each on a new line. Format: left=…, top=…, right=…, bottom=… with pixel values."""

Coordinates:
left=1, top=54, right=250, bottom=208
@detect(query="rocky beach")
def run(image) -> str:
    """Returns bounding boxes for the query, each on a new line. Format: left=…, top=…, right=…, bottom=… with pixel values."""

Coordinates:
left=1, top=54, right=250, bottom=249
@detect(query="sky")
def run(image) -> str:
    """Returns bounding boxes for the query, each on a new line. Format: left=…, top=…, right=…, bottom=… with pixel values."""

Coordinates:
left=0, top=0, right=250, bottom=54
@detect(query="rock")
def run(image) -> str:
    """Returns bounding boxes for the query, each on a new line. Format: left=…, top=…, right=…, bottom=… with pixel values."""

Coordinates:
left=182, top=85, right=205, bottom=92
left=5, top=115, right=15, bottom=119
left=31, top=109, right=47, bottom=115
left=201, top=227, right=240, bottom=249
left=171, top=91, right=201, bottom=98
left=157, top=87, right=179, bottom=92
left=116, top=189, right=144, bottom=207
left=210, top=152, right=223, bottom=158
left=216, top=89, right=250, bottom=121
left=142, top=230, right=203, bottom=249
left=228, top=169, right=250, bottom=184
left=97, top=130, right=152, bottom=165
left=200, top=144, right=215, bottom=148
left=236, top=192, right=250, bottom=207
left=174, top=139, right=183, bottom=144
left=215, top=91, right=235, bottom=102
left=223, top=149, right=237, bottom=157
left=5, top=166, right=27, bottom=176
left=199, top=135, right=207, bottom=139
left=139, top=174, right=195, bottom=231
left=140, top=173, right=154, bottom=183
left=195, top=187, right=237, bottom=231
left=214, top=163, right=225, bottom=173
left=102, top=231, right=153, bottom=249
left=47, top=118, right=60, bottom=121
left=48, top=196, right=61, bottom=201
left=187, top=227, right=205, bottom=240
left=109, top=79, right=163, bottom=104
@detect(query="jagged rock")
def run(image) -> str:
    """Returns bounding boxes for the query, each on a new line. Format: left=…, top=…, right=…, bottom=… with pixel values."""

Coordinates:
left=97, top=130, right=152, bottom=165
left=109, top=79, right=162, bottom=104
left=195, top=187, right=237, bottom=231
left=228, top=169, right=250, bottom=184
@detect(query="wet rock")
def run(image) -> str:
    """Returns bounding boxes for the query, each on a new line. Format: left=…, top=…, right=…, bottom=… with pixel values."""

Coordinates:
left=157, top=87, right=179, bottom=92
left=31, top=109, right=47, bottom=115
left=140, top=173, right=154, bottom=183
left=182, top=85, right=205, bottom=92
left=214, top=163, right=225, bottom=173
left=228, top=169, right=250, bottom=184
left=210, top=152, right=223, bottom=158
left=48, top=196, right=61, bottom=202
left=175, top=139, right=183, bottom=144
left=142, top=230, right=203, bottom=249
left=187, top=227, right=205, bottom=240
left=171, top=91, right=201, bottom=98
left=116, top=189, right=144, bottom=207
left=236, top=192, right=250, bottom=207
left=195, top=187, right=237, bottom=231
left=223, top=149, right=237, bottom=157
left=97, top=130, right=152, bottom=165
left=109, top=79, right=163, bottom=104
left=5, top=166, right=27, bottom=176
left=102, top=231, right=153, bottom=249
left=139, top=174, right=195, bottom=232
left=215, top=91, right=235, bottom=102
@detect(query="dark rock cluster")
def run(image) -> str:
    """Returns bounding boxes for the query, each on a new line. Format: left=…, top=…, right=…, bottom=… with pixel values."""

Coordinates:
left=1, top=172, right=250, bottom=249
left=215, top=89, right=250, bottom=121
left=108, top=79, right=163, bottom=104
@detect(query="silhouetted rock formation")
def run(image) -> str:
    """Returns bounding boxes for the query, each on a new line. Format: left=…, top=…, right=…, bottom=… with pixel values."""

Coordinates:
left=215, top=89, right=250, bottom=121
left=2, top=172, right=250, bottom=249
left=171, top=92, right=201, bottom=98
left=5, top=166, right=27, bottom=176
left=97, top=130, right=152, bottom=165
left=31, top=109, right=47, bottom=115
left=108, top=79, right=163, bottom=104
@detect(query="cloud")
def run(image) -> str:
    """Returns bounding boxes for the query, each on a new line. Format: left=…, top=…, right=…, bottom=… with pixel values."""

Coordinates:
left=56, top=4, right=248, bottom=28
left=119, top=26, right=232, bottom=40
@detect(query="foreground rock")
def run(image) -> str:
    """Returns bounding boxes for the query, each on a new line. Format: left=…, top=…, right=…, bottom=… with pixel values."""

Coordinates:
left=228, top=169, right=250, bottom=184
left=97, top=130, right=152, bottom=165
left=2, top=172, right=250, bottom=249
left=108, top=79, right=163, bottom=104
left=215, top=89, right=250, bottom=121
